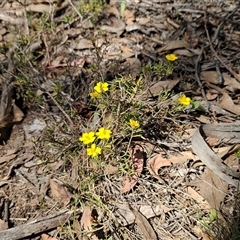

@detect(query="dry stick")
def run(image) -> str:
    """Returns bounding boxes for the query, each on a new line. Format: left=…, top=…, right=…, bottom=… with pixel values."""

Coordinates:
left=46, top=91, right=74, bottom=126
left=194, top=47, right=210, bottom=111
left=0, top=211, right=74, bottom=240
left=204, top=8, right=240, bottom=82
left=68, top=0, right=83, bottom=21
left=0, top=13, right=24, bottom=25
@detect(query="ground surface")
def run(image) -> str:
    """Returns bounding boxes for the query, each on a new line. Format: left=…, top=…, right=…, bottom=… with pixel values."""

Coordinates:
left=0, top=0, right=240, bottom=239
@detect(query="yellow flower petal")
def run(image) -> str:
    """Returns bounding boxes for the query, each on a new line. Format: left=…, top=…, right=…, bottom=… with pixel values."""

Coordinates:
left=87, top=144, right=102, bottom=157
left=101, top=82, right=109, bottom=92
left=129, top=119, right=140, bottom=128
left=96, top=127, right=112, bottom=140
left=166, top=54, right=178, bottom=61
left=94, top=82, right=109, bottom=93
left=79, top=131, right=96, bottom=145
left=178, top=94, right=191, bottom=106
left=90, top=91, right=101, bottom=98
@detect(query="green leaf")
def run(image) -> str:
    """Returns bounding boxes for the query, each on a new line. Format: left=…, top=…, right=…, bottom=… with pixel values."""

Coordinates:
left=192, top=101, right=205, bottom=112
left=192, top=101, right=200, bottom=109
left=120, top=0, right=126, bottom=17
left=209, top=209, right=217, bottom=222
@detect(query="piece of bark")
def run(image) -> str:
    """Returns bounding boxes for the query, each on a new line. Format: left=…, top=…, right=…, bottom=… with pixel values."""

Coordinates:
left=0, top=211, right=74, bottom=240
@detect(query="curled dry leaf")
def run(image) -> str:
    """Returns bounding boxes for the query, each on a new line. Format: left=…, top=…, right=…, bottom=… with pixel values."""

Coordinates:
left=80, top=206, right=98, bottom=240
left=167, top=151, right=199, bottom=164
left=218, top=92, right=240, bottom=115
left=101, top=18, right=125, bottom=34
left=157, top=39, right=191, bottom=53
left=122, top=144, right=144, bottom=193
left=50, top=179, right=72, bottom=206
left=13, top=103, right=24, bottom=123
left=121, top=45, right=134, bottom=58
left=148, top=154, right=171, bottom=183
left=80, top=206, right=92, bottom=231
left=124, top=9, right=135, bottom=25
left=200, top=168, right=228, bottom=210
left=192, top=123, right=240, bottom=187
left=131, top=208, right=158, bottom=240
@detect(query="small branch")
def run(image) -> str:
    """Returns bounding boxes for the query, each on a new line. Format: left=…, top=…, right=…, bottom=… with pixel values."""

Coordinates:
left=0, top=13, right=24, bottom=25
left=204, top=7, right=240, bottom=82
left=46, top=91, right=74, bottom=126
left=0, top=211, right=75, bottom=240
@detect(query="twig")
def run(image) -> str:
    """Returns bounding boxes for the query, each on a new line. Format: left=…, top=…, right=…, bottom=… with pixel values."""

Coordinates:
left=46, top=91, right=74, bottom=126
left=194, top=47, right=210, bottom=111
left=204, top=7, right=240, bottom=82
left=0, top=210, right=75, bottom=240
left=68, top=0, right=83, bottom=21
left=0, top=13, right=24, bottom=25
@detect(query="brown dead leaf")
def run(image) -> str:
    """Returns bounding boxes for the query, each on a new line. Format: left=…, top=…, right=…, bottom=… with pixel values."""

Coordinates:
left=126, top=58, right=141, bottom=77
left=131, top=208, right=158, bottom=240
left=41, top=233, right=58, bottom=240
left=222, top=74, right=240, bottom=93
left=122, top=144, right=144, bottom=193
left=13, top=103, right=24, bottom=122
left=168, top=151, right=199, bottom=164
left=148, top=154, right=171, bottom=183
left=200, top=168, right=228, bottom=210
left=145, top=78, right=180, bottom=98
left=0, top=219, right=8, bottom=231
left=205, top=135, right=219, bottom=147
left=201, top=71, right=240, bottom=93
left=195, top=115, right=211, bottom=124
left=157, top=40, right=191, bottom=53
left=101, top=18, right=125, bottom=35
left=115, top=203, right=171, bottom=226
left=206, top=90, right=218, bottom=101
left=121, top=45, right=134, bottom=58
left=80, top=206, right=92, bottom=231
left=0, top=114, right=14, bottom=128
left=50, top=179, right=72, bottom=206
left=124, top=9, right=135, bottom=25
left=187, top=187, right=209, bottom=206
left=136, top=17, right=150, bottom=25
left=26, top=4, right=50, bottom=12
left=80, top=206, right=98, bottom=240
left=0, top=149, right=18, bottom=164
left=200, top=71, right=219, bottom=84
left=192, top=124, right=240, bottom=187
left=174, top=49, right=198, bottom=57
left=218, top=92, right=240, bottom=115
left=106, top=6, right=120, bottom=18
left=74, top=39, right=94, bottom=50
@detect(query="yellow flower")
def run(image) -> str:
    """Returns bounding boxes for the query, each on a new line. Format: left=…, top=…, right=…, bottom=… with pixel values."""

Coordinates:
left=178, top=94, right=191, bottom=106
left=87, top=144, right=102, bottom=157
left=129, top=119, right=140, bottom=129
left=166, top=54, right=178, bottom=61
left=94, top=82, right=109, bottom=93
left=96, top=127, right=112, bottom=140
left=90, top=91, right=101, bottom=98
left=79, top=132, right=96, bottom=145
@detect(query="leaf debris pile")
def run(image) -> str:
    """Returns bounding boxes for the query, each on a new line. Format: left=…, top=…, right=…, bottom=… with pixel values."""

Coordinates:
left=0, top=0, right=240, bottom=239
